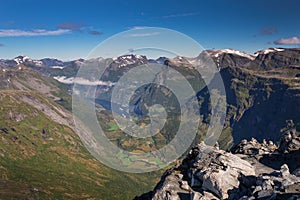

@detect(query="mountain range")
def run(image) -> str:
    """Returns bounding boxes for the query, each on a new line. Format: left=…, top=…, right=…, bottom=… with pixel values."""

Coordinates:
left=0, top=47, right=300, bottom=199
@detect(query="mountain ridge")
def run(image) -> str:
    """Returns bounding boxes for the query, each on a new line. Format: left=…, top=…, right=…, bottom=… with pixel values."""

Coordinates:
left=2, top=47, right=298, bottom=69
left=1, top=47, right=300, bottom=199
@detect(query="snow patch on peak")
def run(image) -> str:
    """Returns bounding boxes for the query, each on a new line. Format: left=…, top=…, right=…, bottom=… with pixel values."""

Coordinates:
left=254, top=48, right=285, bottom=56
left=14, top=56, right=31, bottom=65
left=135, top=54, right=143, bottom=59
left=117, top=54, right=146, bottom=60
left=208, top=49, right=255, bottom=60
left=112, top=54, right=147, bottom=68
left=13, top=55, right=43, bottom=66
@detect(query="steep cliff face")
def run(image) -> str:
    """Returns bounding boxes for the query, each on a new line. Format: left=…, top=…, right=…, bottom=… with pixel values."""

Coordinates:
left=216, top=49, right=300, bottom=147
left=216, top=65, right=300, bottom=146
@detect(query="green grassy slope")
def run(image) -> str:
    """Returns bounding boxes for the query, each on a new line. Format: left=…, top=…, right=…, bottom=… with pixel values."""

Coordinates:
left=0, top=67, right=162, bottom=200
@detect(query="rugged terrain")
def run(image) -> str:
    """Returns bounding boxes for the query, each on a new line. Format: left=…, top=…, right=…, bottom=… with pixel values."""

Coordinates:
left=2, top=49, right=300, bottom=150
left=135, top=123, right=300, bottom=199
left=1, top=48, right=300, bottom=199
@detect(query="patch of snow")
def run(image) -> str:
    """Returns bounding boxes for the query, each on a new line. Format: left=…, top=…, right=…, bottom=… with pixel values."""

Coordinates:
left=254, top=48, right=285, bottom=56
left=33, top=60, right=43, bottom=66
left=14, top=56, right=44, bottom=66
left=209, top=49, right=255, bottom=60
left=14, top=58, right=21, bottom=65
left=136, top=54, right=143, bottom=59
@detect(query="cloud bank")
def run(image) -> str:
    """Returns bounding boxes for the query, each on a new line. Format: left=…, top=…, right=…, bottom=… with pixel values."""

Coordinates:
left=0, top=29, right=71, bottom=37
left=274, top=37, right=300, bottom=45
left=57, top=22, right=102, bottom=36
left=53, top=76, right=114, bottom=86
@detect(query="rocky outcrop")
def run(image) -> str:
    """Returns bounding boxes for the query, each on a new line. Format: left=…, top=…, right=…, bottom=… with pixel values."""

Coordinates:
left=136, top=142, right=256, bottom=200
left=278, top=122, right=300, bottom=153
left=231, top=137, right=277, bottom=156
left=136, top=132, right=300, bottom=200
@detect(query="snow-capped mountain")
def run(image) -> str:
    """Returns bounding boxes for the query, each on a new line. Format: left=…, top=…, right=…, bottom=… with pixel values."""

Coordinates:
left=0, top=48, right=299, bottom=75
left=14, top=56, right=43, bottom=66
left=111, top=54, right=148, bottom=68
left=254, top=48, right=285, bottom=56
left=206, top=49, right=256, bottom=60
left=252, top=48, right=300, bottom=70
left=14, top=56, right=30, bottom=65
left=0, top=56, right=85, bottom=70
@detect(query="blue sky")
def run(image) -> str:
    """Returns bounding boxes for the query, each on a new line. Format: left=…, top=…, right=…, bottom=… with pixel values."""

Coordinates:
left=0, top=0, right=300, bottom=60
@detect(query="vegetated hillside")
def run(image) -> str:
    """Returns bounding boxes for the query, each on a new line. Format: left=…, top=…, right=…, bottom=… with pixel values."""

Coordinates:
left=0, top=66, right=161, bottom=200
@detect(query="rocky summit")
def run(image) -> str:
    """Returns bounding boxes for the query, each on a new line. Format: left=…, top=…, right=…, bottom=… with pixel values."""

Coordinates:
left=136, top=125, right=300, bottom=200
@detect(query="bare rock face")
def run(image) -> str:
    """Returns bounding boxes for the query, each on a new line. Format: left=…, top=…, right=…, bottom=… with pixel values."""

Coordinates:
left=135, top=131, right=300, bottom=200
left=136, top=142, right=256, bottom=200
left=190, top=142, right=255, bottom=199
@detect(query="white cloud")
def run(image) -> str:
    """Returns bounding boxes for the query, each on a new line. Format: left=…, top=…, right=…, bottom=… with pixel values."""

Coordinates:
left=131, top=26, right=148, bottom=30
left=53, top=76, right=115, bottom=86
left=127, top=32, right=160, bottom=37
left=0, top=29, right=71, bottom=37
left=274, top=37, right=300, bottom=45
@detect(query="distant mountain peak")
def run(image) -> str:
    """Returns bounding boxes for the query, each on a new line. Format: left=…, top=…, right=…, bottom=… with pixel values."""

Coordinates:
left=111, top=54, right=148, bottom=68
left=206, top=49, right=256, bottom=60
left=113, top=54, right=147, bottom=60
left=14, top=55, right=31, bottom=65
left=13, top=55, right=47, bottom=67
left=40, top=58, right=64, bottom=67
left=254, top=47, right=285, bottom=56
